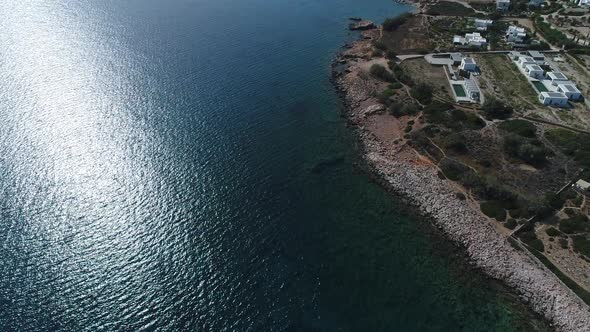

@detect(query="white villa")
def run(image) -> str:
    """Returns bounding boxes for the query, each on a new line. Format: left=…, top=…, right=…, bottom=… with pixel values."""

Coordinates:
left=529, top=0, right=545, bottom=7
left=474, top=19, right=493, bottom=31
left=459, top=57, right=477, bottom=71
left=497, top=0, right=510, bottom=10
left=525, top=64, right=544, bottom=79
left=557, top=83, right=583, bottom=100
left=528, top=51, right=546, bottom=65
left=518, top=56, right=536, bottom=68
left=547, top=72, right=570, bottom=86
left=579, top=0, right=590, bottom=7
left=453, top=32, right=487, bottom=47
left=506, top=26, right=527, bottom=43
left=539, top=92, right=569, bottom=106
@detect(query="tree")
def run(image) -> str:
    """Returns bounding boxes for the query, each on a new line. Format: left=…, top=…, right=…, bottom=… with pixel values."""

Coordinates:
left=410, top=83, right=433, bottom=105
left=382, top=13, right=412, bottom=32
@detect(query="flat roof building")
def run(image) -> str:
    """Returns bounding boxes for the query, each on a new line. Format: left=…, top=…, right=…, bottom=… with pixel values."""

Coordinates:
left=575, top=179, right=590, bottom=192
left=525, top=64, right=544, bottom=79
left=464, top=79, right=481, bottom=101
left=557, top=83, right=583, bottom=101
left=539, top=91, right=569, bottom=107
left=518, top=56, right=536, bottom=68
left=497, top=0, right=510, bottom=11
left=506, top=26, right=527, bottom=43
left=460, top=57, right=477, bottom=71
left=547, top=72, right=569, bottom=86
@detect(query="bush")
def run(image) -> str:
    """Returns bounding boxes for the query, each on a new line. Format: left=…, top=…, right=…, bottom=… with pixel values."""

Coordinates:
left=481, top=201, right=507, bottom=221
left=443, top=133, right=468, bottom=153
left=573, top=236, right=590, bottom=258
left=546, top=227, right=562, bottom=237
left=410, top=83, right=433, bottom=105
left=370, top=64, right=395, bottom=82
left=503, top=134, right=550, bottom=166
left=559, top=238, right=569, bottom=249
left=456, top=192, right=466, bottom=200
left=505, top=219, right=517, bottom=230
left=560, top=215, right=590, bottom=234
left=383, top=13, right=412, bottom=32
left=482, top=98, right=513, bottom=120
left=439, top=158, right=470, bottom=181
left=389, top=82, right=403, bottom=90
left=498, top=120, right=537, bottom=138
left=528, top=239, right=545, bottom=252
left=451, top=109, right=485, bottom=129
left=377, top=89, right=395, bottom=104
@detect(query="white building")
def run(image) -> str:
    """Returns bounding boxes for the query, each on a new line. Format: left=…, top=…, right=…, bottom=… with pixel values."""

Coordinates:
left=575, top=179, right=590, bottom=192
left=579, top=0, right=590, bottom=7
left=547, top=72, right=569, bottom=86
left=453, top=32, right=487, bottom=47
left=529, top=0, right=545, bottom=7
left=474, top=19, right=493, bottom=31
left=525, top=64, right=544, bottom=79
left=557, top=83, right=583, bottom=100
left=460, top=57, right=477, bottom=71
left=497, top=0, right=511, bottom=10
left=464, top=79, right=481, bottom=101
left=528, top=50, right=546, bottom=65
left=518, top=56, right=536, bottom=68
left=539, top=92, right=569, bottom=107
left=506, top=26, right=527, bottom=43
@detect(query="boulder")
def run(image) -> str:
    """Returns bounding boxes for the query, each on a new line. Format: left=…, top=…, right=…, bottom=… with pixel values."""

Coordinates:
left=349, top=20, right=375, bottom=31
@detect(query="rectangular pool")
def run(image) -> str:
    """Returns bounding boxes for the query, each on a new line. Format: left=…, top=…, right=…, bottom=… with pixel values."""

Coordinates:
left=453, top=84, right=466, bottom=97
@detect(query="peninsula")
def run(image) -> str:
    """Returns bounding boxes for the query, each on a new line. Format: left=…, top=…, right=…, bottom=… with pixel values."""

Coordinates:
left=335, top=0, right=590, bottom=330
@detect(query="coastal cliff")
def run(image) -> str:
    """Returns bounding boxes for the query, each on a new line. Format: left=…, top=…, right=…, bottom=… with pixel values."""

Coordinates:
left=333, top=33, right=590, bottom=332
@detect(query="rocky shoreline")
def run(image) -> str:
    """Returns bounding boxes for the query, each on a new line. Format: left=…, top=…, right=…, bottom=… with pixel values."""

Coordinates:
left=333, top=33, right=590, bottom=331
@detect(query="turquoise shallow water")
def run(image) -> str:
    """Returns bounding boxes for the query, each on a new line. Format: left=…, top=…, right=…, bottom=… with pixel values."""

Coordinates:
left=0, top=0, right=549, bottom=331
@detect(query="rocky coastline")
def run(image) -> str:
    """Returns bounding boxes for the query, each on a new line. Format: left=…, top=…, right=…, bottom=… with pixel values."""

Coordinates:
left=333, top=32, right=590, bottom=331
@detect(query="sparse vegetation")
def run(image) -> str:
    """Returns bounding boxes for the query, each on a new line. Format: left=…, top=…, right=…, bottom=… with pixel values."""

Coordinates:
left=383, top=13, right=412, bottom=32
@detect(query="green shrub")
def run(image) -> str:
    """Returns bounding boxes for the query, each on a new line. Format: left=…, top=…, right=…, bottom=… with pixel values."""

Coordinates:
left=389, top=82, right=403, bottom=90
left=559, top=238, right=569, bottom=249
left=560, top=215, right=590, bottom=234
left=439, top=158, right=470, bottom=181
left=504, top=219, right=517, bottom=229
left=443, top=133, right=468, bottom=153
left=546, top=227, right=561, bottom=237
left=528, top=239, right=545, bottom=252
left=481, top=201, right=507, bottom=221
left=410, top=83, right=433, bottom=105
left=573, top=236, right=590, bottom=258
left=499, top=120, right=537, bottom=138
left=370, top=64, right=395, bottom=82
left=482, top=98, right=512, bottom=120
left=456, top=192, right=466, bottom=200
left=383, top=13, right=412, bottom=31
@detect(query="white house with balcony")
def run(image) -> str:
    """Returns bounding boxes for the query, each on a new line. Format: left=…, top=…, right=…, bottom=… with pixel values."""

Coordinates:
left=506, top=26, right=527, bottom=43
left=497, top=0, right=510, bottom=10
left=453, top=32, right=487, bottom=47
left=539, top=92, right=569, bottom=106
left=557, top=83, right=583, bottom=100
left=464, top=79, right=481, bottom=101
left=525, top=64, right=544, bottom=79
left=459, top=57, right=478, bottom=71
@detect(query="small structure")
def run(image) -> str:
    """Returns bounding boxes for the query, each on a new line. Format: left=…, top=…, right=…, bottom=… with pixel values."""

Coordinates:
left=459, top=57, right=477, bottom=72
left=579, top=0, right=590, bottom=7
left=518, top=56, right=536, bottom=68
left=557, top=83, right=583, bottom=100
left=539, top=92, right=569, bottom=107
left=464, top=79, right=481, bottom=101
left=474, top=19, right=493, bottom=31
left=497, top=0, right=511, bottom=11
left=450, top=53, right=463, bottom=66
left=509, top=51, right=521, bottom=60
left=575, top=179, right=590, bottom=192
left=547, top=72, right=569, bottom=86
left=506, top=26, right=527, bottom=43
left=528, top=50, right=546, bottom=65
left=453, top=32, right=487, bottom=47
left=525, top=64, right=544, bottom=79
left=528, top=0, right=545, bottom=7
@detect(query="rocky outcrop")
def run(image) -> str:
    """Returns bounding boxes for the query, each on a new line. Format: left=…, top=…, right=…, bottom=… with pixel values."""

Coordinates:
left=349, top=20, right=375, bottom=31
left=333, top=38, right=590, bottom=332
